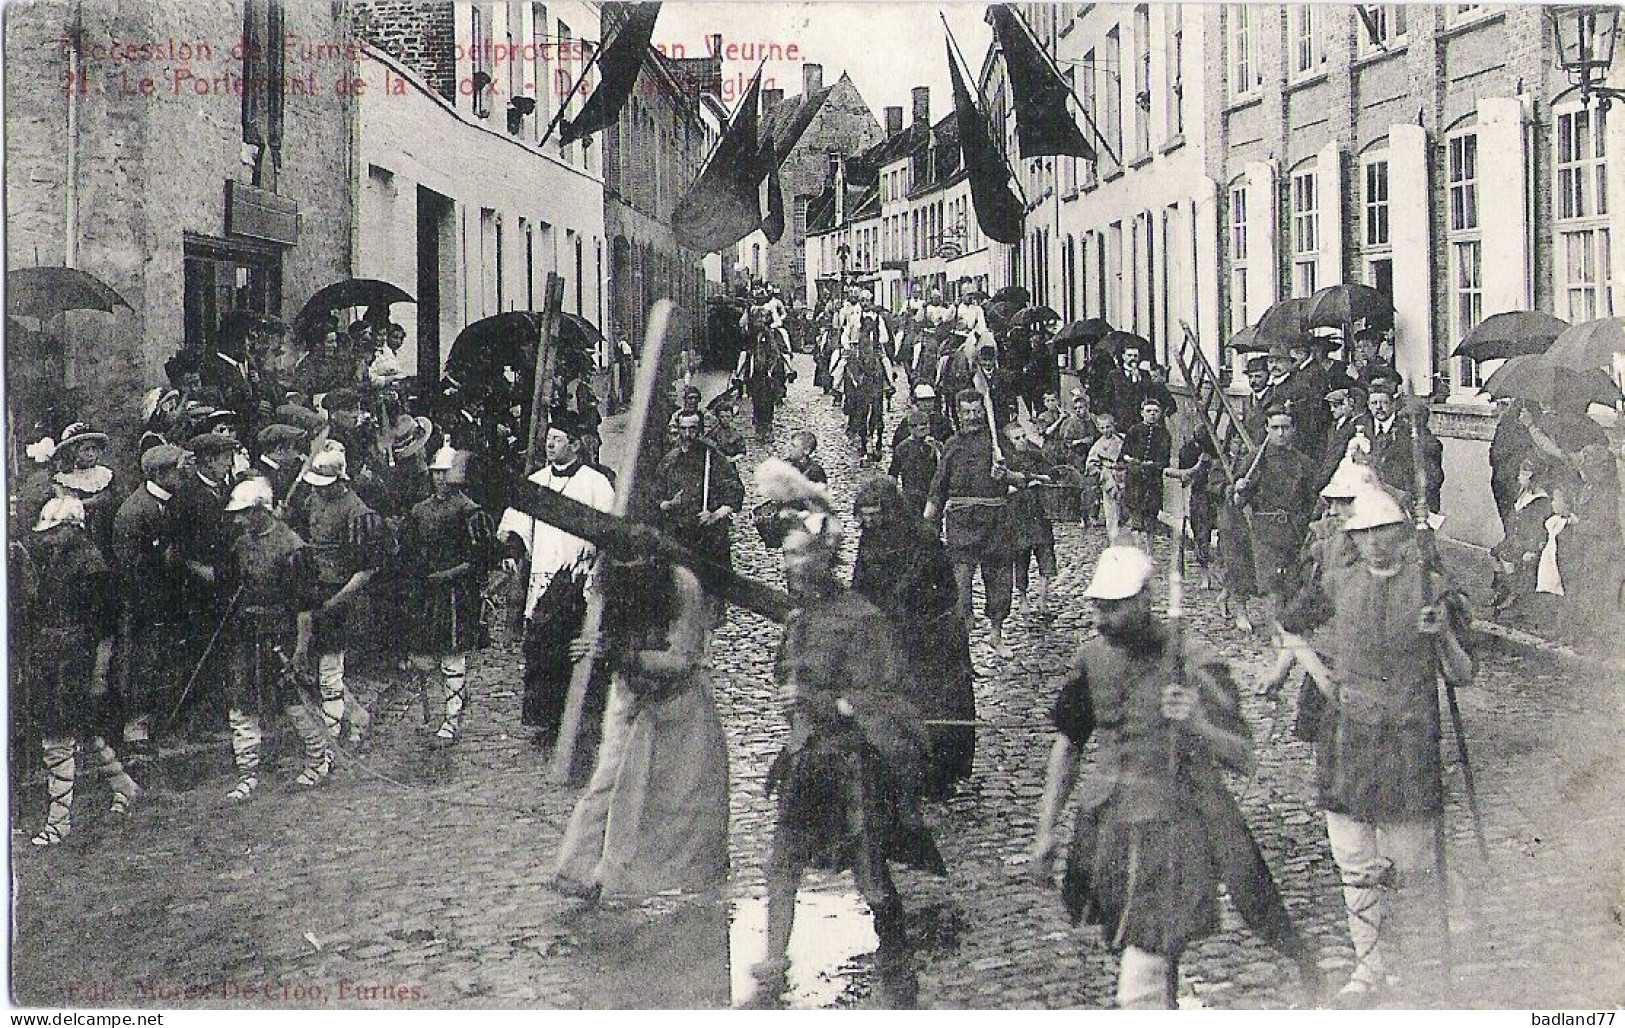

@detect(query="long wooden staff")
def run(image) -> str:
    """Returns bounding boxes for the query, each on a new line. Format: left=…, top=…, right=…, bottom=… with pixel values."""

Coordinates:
left=1164, top=509, right=1189, bottom=1009
left=550, top=300, right=672, bottom=783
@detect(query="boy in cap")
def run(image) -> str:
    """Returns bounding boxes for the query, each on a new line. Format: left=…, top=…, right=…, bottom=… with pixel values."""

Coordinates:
left=111, top=443, right=191, bottom=750
left=219, top=477, right=333, bottom=799
left=498, top=408, right=616, bottom=752
left=296, top=447, right=391, bottom=744
left=1278, top=488, right=1471, bottom=1005
left=1029, top=546, right=1321, bottom=1007
left=889, top=409, right=941, bottom=519
left=402, top=446, right=496, bottom=745
left=1119, top=397, right=1172, bottom=545
left=25, top=496, right=144, bottom=845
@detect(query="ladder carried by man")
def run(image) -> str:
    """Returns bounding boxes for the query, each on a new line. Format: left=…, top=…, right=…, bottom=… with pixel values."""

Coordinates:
left=1171, top=320, right=1258, bottom=489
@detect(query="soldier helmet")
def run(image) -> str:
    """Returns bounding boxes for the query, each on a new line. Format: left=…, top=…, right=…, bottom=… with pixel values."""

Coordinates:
left=912, top=382, right=936, bottom=400
left=1342, top=488, right=1407, bottom=532
left=302, top=447, right=349, bottom=486
left=428, top=445, right=471, bottom=483
left=1083, top=546, right=1155, bottom=601
left=224, top=477, right=275, bottom=512
left=1320, top=459, right=1380, bottom=501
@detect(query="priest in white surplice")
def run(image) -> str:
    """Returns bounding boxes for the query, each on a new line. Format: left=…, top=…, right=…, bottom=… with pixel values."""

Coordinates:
left=497, top=409, right=615, bottom=749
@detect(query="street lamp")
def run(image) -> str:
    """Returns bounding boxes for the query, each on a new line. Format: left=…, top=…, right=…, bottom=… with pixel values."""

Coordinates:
left=1549, top=5, right=1623, bottom=108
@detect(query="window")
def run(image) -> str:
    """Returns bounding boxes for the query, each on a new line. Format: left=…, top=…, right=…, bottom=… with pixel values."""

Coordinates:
left=1291, top=168, right=1319, bottom=296
left=1165, top=5, right=1184, bottom=139
left=557, top=21, right=574, bottom=161
left=1108, top=221, right=1124, bottom=325
left=1229, top=5, right=1260, bottom=98
left=1555, top=106, right=1613, bottom=321
left=471, top=4, right=492, bottom=118
left=1229, top=182, right=1249, bottom=334
left=183, top=234, right=283, bottom=357
left=1062, top=68, right=1078, bottom=195
left=1291, top=4, right=1325, bottom=79
left=1081, top=49, right=1099, bottom=185
left=1448, top=132, right=1485, bottom=386
left=1358, top=4, right=1408, bottom=54
left=1103, top=29, right=1123, bottom=174
left=1133, top=6, right=1151, bottom=157
left=1362, top=155, right=1393, bottom=303
left=531, top=4, right=550, bottom=140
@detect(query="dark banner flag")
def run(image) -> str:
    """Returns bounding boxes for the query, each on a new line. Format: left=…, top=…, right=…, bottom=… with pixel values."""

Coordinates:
left=761, top=137, right=785, bottom=243
left=674, top=67, right=768, bottom=253
left=987, top=4, right=1095, bottom=160
left=947, top=39, right=1024, bottom=245
left=560, top=2, right=662, bottom=145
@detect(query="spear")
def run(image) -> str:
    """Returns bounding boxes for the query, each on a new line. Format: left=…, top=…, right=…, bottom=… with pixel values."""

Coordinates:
left=1163, top=509, right=1189, bottom=1009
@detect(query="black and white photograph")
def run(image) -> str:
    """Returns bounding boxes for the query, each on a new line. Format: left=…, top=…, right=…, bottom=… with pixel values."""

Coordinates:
left=4, top=0, right=1624, bottom=1012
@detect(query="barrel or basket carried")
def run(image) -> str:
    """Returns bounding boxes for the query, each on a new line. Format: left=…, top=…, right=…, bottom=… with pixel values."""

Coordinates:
left=752, top=500, right=794, bottom=548
left=1040, top=465, right=1085, bottom=522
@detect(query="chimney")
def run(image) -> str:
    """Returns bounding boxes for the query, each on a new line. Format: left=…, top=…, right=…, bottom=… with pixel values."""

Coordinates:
left=803, top=63, right=823, bottom=95
left=885, top=106, right=903, bottom=136
left=911, top=86, right=930, bottom=128
left=763, top=87, right=784, bottom=111
left=708, top=33, right=723, bottom=58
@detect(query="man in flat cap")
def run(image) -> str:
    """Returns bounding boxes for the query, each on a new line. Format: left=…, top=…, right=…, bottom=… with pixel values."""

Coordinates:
left=255, top=423, right=309, bottom=505
left=889, top=409, right=941, bottom=519
left=1360, top=374, right=1418, bottom=501
left=111, top=444, right=191, bottom=751
left=498, top=408, right=617, bottom=753
left=1029, top=546, right=1320, bottom=1008
left=171, top=432, right=241, bottom=715
left=652, top=409, right=745, bottom=614
left=1317, top=386, right=1368, bottom=497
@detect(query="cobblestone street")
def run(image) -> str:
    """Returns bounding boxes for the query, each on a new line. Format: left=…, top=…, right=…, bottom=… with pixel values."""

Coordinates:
left=11, top=356, right=1625, bottom=1009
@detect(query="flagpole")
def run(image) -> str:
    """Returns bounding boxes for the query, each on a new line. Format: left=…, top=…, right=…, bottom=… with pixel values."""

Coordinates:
left=1005, top=4, right=1121, bottom=168
left=538, top=28, right=611, bottom=149
left=940, top=12, right=1029, bottom=207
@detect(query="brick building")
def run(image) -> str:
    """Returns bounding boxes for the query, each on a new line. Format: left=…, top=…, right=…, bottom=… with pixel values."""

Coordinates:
left=602, top=20, right=723, bottom=354
left=4, top=0, right=354, bottom=440
left=1201, top=3, right=1624, bottom=546
left=735, top=64, right=884, bottom=301
left=354, top=0, right=608, bottom=378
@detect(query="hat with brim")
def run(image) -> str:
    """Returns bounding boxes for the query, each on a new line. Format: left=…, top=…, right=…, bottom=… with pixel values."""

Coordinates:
left=913, top=382, right=937, bottom=400
left=1083, top=546, right=1155, bottom=600
left=1245, top=355, right=1270, bottom=374
left=1342, top=488, right=1407, bottom=532
left=1266, top=340, right=1294, bottom=360
left=224, top=477, right=275, bottom=512
left=57, top=422, right=109, bottom=451
left=302, top=449, right=348, bottom=486
left=1325, top=386, right=1355, bottom=403
left=391, top=415, right=434, bottom=459
left=546, top=407, right=588, bottom=440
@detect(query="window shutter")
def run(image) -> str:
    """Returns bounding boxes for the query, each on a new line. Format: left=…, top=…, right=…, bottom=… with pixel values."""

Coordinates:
left=1194, top=178, right=1222, bottom=370
left=1243, top=160, right=1277, bottom=321
left=1476, top=97, right=1531, bottom=315
left=1388, top=124, right=1434, bottom=392
left=1317, top=142, right=1344, bottom=287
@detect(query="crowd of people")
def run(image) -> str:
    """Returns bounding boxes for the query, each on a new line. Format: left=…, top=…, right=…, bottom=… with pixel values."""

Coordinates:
left=11, top=274, right=1620, bottom=1010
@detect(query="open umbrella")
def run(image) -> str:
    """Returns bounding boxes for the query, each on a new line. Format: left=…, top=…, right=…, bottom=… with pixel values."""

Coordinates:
left=443, top=312, right=543, bottom=390
left=1022, top=305, right=1063, bottom=325
left=1228, top=323, right=1263, bottom=354
left=991, top=285, right=1030, bottom=307
left=296, top=279, right=414, bottom=327
left=1305, top=283, right=1393, bottom=332
left=1450, top=310, right=1569, bottom=363
left=1546, top=317, right=1625, bottom=370
left=1254, top=297, right=1310, bottom=350
left=1054, top=318, right=1113, bottom=347
left=1482, top=353, right=1622, bottom=409
left=6, top=267, right=132, bottom=319
left=986, top=299, right=1023, bottom=328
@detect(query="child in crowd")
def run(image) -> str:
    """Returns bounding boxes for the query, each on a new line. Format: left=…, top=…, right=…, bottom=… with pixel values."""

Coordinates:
left=785, top=430, right=827, bottom=484
left=1085, top=411, right=1126, bottom=543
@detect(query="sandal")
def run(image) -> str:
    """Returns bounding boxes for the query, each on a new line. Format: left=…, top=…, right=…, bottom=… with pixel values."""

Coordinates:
left=294, top=754, right=332, bottom=788
left=224, top=777, right=258, bottom=802
left=30, top=823, right=69, bottom=847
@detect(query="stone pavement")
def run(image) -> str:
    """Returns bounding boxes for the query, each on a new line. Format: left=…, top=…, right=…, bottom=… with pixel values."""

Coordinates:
left=10, top=355, right=1624, bottom=1009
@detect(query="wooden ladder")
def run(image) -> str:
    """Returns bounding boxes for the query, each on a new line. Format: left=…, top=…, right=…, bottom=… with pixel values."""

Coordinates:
left=1173, top=321, right=1257, bottom=489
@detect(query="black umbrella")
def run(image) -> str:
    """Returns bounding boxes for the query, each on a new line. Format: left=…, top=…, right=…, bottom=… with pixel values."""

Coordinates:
left=1254, top=297, right=1310, bottom=350
left=6, top=267, right=132, bottom=319
left=1229, top=323, right=1264, bottom=353
left=443, top=312, right=543, bottom=390
left=986, top=299, right=1023, bottom=328
left=1305, top=283, right=1393, bottom=332
left=1054, top=318, right=1113, bottom=346
left=1546, top=316, right=1625, bottom=370
left=1482, top=353, right=1622, bottom=409
left=296, top=279, right=415, bottom=327
left=1450, top=310, right=1569, bottom=363
left=1022, top=305, right=1062, bottom=326
left=991, top=285, right=1030, bottom=306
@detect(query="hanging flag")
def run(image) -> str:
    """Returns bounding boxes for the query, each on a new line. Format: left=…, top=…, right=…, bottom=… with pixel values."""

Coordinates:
left=560, top=2, right=662, bottom=145
left=674, top=66, right=769, bottom=253
left=987, top=5, right=1095, bottom=160
left=946, top=38, right=1024, bottom=245
left=761, top=137, right=785, bottom=243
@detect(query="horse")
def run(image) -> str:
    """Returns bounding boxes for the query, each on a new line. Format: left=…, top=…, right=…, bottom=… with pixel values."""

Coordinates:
left=842, top=314, right=892, bottom=458
left=735, top=313, right=792, bottom=435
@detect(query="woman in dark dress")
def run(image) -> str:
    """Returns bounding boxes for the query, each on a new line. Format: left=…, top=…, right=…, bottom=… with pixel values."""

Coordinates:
left=851, top=475, right=976, bottom=798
